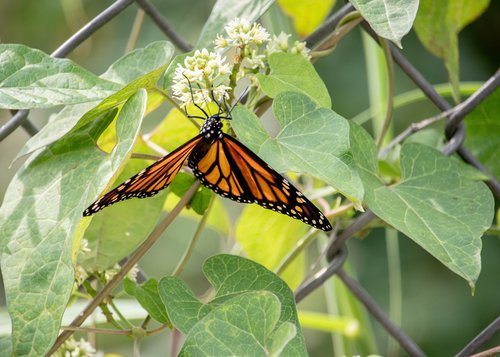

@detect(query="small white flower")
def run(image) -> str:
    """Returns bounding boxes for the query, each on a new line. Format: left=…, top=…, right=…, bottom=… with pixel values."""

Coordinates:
left=245, top=49, right=266, bottom=69
left=74, top=265, right=88, bottom=286
left=222, top=18, right=270, bottom=47
left=104, top=264, right=120, bottom=282
left=266, top=32, right=291, bottom=55
left=214, top=34, right=228, bottom=49
left=126, top=264, right=139, bottom=282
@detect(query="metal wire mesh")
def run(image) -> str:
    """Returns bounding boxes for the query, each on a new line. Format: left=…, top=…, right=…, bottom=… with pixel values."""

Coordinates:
left=1, top=1, right=499, bottom=356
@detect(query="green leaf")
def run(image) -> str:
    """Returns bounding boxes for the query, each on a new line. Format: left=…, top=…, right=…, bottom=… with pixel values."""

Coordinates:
left=231, top=91, right=364, bottom=204
left=169, top=173, right=213, bottom=215
left=178, top=291, right=297, bottom=357
left=196, top=0, right=274, bottom=49
left=256, top=52, right=331, bottom=108
left=350, top=123, right=494, bottom=288
left=350, top=0, right=419, bottom=47
left=169, top=172, right=197, bottom=197
left=17, top=41, right=174, bottom=159
left=464, top=88, right=500, bottom=180
left=0, top=44, right=120, bottom=109
left=235, top=205, right=307, bottom=289
left=0, top=336, right=12, bottom=357
left=100, top=41, right=174, bottom=85
left=158, top=254, right=307, bottom=355
left=0, top=89, right=147, bottom=356
left=158, top=277, right=216, bottom=334
left=414, top=0, right=490, bottom=102
left=123, top=278, right=171, bottom=326
left=190, top=186, right=213, bottom=215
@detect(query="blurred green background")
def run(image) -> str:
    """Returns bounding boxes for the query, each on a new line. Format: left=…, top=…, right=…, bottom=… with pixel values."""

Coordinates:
left=1, top=1, right=499, bottom=356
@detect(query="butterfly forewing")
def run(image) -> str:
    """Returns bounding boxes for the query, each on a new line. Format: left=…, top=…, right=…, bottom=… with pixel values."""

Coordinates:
left=83, top=135, right=202, bottom=216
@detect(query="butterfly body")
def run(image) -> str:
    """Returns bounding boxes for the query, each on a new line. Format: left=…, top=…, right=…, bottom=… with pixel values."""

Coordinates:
left=84, top=114, right=332, bottom=231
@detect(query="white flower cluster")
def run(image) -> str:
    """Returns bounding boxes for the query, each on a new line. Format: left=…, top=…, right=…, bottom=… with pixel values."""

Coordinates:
left=171, top=19, right=312, bottom=108
left=215, top=18, right=270, bottom=48
left=53, top=337, right=95, bottom=357
left=172, top=49, right=231, bottom=107
left=214, top=18, right=270, bottom=72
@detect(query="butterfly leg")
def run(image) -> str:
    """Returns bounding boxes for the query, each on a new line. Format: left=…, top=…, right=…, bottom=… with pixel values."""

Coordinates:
left=182, top=73, right=210, bottom=119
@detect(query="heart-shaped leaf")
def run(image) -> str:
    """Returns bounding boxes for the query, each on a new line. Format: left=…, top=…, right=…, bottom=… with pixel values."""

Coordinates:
left=158, top=254, right=307, bottom=355
left=178, top=291, right=296, bottom=357
left=350, top=123, right=494, bottom=288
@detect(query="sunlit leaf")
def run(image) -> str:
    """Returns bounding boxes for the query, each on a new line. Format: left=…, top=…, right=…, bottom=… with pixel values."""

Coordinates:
left=277, top=0, right=336, bottom=36
left=236, top=205, right=307, bottom=289
left=0, top=90, right=147, bottom=356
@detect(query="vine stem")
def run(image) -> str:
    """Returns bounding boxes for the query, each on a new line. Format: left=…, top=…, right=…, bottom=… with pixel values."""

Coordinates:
left=47, top=181, right=200, bottom=355
left=61, top=326, right=131, bottom=335
left=172, top=194, right=215, bottom=276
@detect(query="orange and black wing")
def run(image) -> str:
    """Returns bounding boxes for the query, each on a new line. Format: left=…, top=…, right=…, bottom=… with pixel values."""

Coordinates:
left=191, top=134, right=332, bottom=231
left=83, top=135, right=202, bottom=216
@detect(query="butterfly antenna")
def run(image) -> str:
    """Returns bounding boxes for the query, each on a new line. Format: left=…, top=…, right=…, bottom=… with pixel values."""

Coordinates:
left=228, top=86, right=250, bottom=113
left=182, top=73, right=210, bottom=119
left=210, top=88, right=226, bottom=117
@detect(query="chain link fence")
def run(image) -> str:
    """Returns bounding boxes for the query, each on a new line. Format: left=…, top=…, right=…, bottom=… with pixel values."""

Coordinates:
left=1, top=1, right=499, bottom=356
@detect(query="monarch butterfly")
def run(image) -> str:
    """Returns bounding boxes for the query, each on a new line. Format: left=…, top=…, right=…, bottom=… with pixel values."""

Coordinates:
left=83, top=97, right=332, bottom=231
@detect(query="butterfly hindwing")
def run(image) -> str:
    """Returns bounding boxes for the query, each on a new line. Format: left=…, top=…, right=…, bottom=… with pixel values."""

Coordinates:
left=83, top=135, right=202, bottom=216
left=191, top=134, right=332, bottom=231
